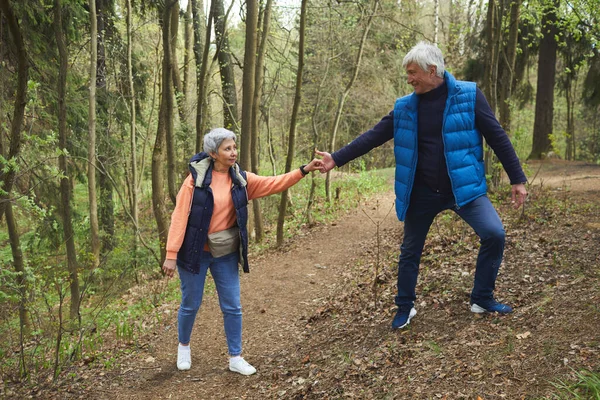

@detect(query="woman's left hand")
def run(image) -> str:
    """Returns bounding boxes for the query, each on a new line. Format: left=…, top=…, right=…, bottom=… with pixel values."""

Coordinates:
left=162, top=258, right=177, bottom=278
left=303, top=158, right=324, bottom=173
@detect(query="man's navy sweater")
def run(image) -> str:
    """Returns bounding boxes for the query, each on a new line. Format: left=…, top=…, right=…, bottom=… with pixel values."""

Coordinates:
left=332, top=81, right=527, bottom=193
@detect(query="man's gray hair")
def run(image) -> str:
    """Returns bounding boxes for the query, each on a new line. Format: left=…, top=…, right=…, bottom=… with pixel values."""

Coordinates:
left=203, top=128, right=237, bottom=154
left=402, top=41, right=445, bottom=78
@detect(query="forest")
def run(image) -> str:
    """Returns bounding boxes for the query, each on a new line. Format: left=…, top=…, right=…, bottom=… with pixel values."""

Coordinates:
left=1, top=0, right=599, bottom=398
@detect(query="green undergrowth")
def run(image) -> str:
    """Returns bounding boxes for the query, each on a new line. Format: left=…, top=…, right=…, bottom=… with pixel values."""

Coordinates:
left=544, top=369, right=600, bottom=399
left=0, top=167, right=393, bottom=389
left=251, top=168, right=392, bottom=249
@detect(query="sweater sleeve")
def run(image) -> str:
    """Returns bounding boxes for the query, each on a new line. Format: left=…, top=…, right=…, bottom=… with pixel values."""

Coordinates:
left=165, top=174, right=194, bottom=260
left=331, top=111, right=394, bottom=167
left=475, top=88, right=527, bottom=184
left=246, top=169, right=304, bottom=200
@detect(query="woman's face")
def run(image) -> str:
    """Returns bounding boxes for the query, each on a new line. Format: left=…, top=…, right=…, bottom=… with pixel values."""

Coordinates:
left=211, top=138, right=238, bottom=170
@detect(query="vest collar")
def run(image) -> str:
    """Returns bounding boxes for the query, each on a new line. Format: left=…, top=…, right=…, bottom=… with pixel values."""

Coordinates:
left=444, top=71, right=460, bottom=95
left=189, top=152, right=247, bottom=188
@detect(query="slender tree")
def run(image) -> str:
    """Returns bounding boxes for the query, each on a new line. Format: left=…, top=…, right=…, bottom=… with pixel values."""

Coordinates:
left=88, top=0, right=101, bottom=268
left=558, top=19, right=590, bottom=161
left=153, top=2, right=176, bottom=263
left=433, top=0, right=440, bottom=44
left=240, top=0, right=259, bottom=170
left=530, top=0, right=559, bottom=159
left=170, top=2, right=187, bottom=124
left=193, top=0, right=214, bottom=151
left=162, top=1, right=177, bottom=203
left=96, top=0, right=115, bottom=253
left=0, top=0, right=29, bottom=222
left=307, top=58, right=332, bottom=226
left=190, top=0, right=206, bottom=147
left=482, top=0, right=500, bottom=112
left=498, top=0, right=522, bottom=133
left=53, top=0, right=81, bottom=319
left=214, top=0, right=239, bottom=130
left=183, top=0, right=193, bottom=119
left=481, top=0, right=503, bottom=183
left=126, top=0, right=139, bottom=263
left=276, top=0, right=308, bottom=246
left=325, top=0, right=379, bottom=202
left=5, top=202, right=29, bottom=376
left=250, top=0, right=274, bottom=242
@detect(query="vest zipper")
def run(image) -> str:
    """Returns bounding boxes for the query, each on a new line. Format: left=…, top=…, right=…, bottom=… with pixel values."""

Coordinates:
left=441, top=85, right=459, bottom=209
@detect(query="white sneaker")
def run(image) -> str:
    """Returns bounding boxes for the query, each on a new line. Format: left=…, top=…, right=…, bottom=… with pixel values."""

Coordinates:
left=177, top=345, right=191, bottom=371
left=229, top=356, right=256, bottom=376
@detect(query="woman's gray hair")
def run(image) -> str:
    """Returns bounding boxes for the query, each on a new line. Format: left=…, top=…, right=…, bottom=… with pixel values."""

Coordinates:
left=402, top=41, right=445, bottom=78
left=203, top=128, right=237, bottom=154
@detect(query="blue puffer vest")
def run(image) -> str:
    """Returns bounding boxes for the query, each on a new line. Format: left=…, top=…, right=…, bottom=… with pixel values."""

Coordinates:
left=176, top=152, right=250, bottom=274
left=392, top=71, right=486, bottom=221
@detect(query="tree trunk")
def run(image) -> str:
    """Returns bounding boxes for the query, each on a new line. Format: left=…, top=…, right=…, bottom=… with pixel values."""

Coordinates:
left=307, top=60, right=331, bottom=226
left=482, top=0, right=498, bottom=112
left=498, top=0, right=521, bottom=133
left=88, top=0, right=100, bottom=268
left=264, top=106, right=277, bottom=175
left=54, top=0, right=80, bottom=320
left=190, top=0, right=206, bottom=149
left=325, top=0, right=378, bottom=203
left=433, top=0, right=439, bottom=45
left=565, top=78, right=574, bottom=160
left=163, top=1, right=177, bottom=204
left=530, top=0, right=559, bottom=160
left=183, top=0, right=193, bottom=120
left=192, top=0, right=213, bottom=152
left=126, top=0, right=139, bottom=265
left=96, top=0, right=115, bottom=253
left=153, top=86, right=169, bottom=265
left=170, top=2, right=187, bottom=126
left=0, top=0, right=28, bottom=222
left=240, top=0, right=259, bottom=171
left=5, top=201, right=30, bottom=378
left=276, top=0, right=308, bottom=247
left=482, top=0, right=502, bottom=183
left=250, top=0, right=273, bottom=242
left=445, top=0, right=455, bottom=65
left=214, top=0, right=239, bottom=130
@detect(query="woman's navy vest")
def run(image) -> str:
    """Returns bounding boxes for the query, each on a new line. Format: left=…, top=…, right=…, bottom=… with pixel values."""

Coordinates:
left=176, top=152, right=250, bottom=274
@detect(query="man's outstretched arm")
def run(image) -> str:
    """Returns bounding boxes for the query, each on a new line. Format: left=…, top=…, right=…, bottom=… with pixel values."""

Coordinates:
left=316, top=111, right=395, bottom=172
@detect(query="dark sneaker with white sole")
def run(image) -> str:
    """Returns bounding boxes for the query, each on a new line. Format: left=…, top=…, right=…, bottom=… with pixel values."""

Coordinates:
left=391, top=307, right=417, bottom=329
left=470, top=299, right=513, bottom=314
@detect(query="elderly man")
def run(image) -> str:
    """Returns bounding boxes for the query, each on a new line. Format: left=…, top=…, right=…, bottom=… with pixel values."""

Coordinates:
left=316, top=41, right=527, bottom=329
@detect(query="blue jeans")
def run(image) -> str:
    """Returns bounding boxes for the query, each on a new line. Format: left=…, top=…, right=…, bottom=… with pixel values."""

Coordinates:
left=395, top=183, right=506, bottom=308
left=178, top=251, right=242, bottom=356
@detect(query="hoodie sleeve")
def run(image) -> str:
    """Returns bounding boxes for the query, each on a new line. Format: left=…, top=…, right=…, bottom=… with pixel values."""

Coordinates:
left=475, top=88, right=527, bottom=184
left=246, top=169, right=304, bottom=200
left=165, top=174, right=194, bottom=260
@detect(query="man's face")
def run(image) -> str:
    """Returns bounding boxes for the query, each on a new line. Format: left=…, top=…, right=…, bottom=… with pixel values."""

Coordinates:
left=405, top=62, right=439, bottom=95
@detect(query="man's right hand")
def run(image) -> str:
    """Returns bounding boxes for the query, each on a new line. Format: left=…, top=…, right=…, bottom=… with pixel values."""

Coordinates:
left=314, top=149, right=336, bottom=173
left=162, top=258, right=177, bottom=278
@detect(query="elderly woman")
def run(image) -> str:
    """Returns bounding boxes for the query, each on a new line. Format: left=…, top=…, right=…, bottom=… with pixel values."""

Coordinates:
left=162, top=128, right=322, bottom=375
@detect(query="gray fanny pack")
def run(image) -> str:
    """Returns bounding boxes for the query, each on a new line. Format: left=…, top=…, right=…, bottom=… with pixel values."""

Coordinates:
left=207, top=227, right=240, bottom=258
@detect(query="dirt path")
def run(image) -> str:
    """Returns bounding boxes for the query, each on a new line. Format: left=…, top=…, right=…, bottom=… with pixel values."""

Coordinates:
left=76, top=160, right=600, bottom=400
left=97, top=190, right=401, bottom=400
left=527, top=159, right=600, bottom=192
